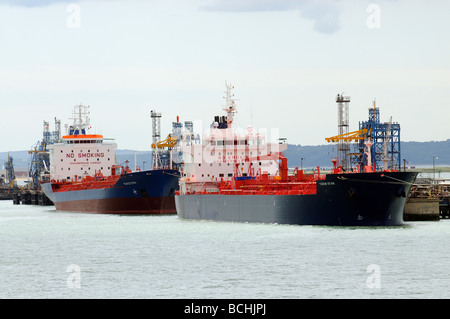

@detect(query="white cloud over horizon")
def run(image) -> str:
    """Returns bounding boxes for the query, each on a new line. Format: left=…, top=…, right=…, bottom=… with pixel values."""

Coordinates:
left=0, top=0, right=76, bottom=6
left=200, top=0, right=343, bottom=34
left=1, top=0, right=344, bottom=34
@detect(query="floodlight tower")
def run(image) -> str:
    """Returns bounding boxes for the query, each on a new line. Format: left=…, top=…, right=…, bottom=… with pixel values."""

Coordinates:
left=336, top=93, right=351, bottom=170
left=151, top=110, right=162, bottom=169
left=151, top=110, right=161, bottom=146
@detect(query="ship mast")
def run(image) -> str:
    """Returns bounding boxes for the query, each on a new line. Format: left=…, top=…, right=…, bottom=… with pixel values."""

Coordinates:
left=68, top=104, right=91, bottom=135
left=223, top=81, right=237, bottom=127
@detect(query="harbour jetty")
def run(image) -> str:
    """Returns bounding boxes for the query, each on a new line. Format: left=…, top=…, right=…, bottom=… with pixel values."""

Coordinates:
left=12, top=189, right=53, bottom=206
left=405, top=176, right=450, bottom=220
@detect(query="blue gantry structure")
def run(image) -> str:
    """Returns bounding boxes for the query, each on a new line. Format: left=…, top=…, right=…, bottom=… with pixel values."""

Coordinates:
left=327, top=96, right=402, bottom=172
left=357, top=102, right=401, bottom=171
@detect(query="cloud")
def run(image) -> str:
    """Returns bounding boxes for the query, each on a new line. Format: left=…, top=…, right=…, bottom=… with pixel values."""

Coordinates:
left=0, top=0, right=123, bottom=7
left=0, top=0, right=342, bottom=34
left=201, top=0, right=299, bottom=12
left=0, top=0, right=80, bottom=7
left=200, top=0, right=342, bottom=34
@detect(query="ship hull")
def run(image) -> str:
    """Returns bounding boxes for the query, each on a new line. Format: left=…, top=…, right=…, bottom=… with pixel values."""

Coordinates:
left=175, top=171, right=418, bottom=226
left=42, top=169, right=180, bottom=214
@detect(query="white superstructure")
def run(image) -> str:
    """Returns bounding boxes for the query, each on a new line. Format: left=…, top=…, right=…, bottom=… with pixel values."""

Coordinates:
left=48, top=105, right=117, bottom=182
left=179, top=82, right=287, bottom=193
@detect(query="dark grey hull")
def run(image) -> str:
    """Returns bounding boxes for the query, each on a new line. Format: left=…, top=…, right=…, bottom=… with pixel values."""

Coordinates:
left=175, top=171, right=418, bottom=226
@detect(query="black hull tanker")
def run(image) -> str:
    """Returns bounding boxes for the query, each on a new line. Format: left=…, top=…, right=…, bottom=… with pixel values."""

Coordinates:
left=176, top=171, right=418, bottom=226
left=174, top=83, right=418, bottom=226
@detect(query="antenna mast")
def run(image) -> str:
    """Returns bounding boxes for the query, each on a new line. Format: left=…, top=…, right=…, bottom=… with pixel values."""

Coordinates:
left=68, top=104, right=91, bottom=135
left=223, top=81, right=237, bottom=126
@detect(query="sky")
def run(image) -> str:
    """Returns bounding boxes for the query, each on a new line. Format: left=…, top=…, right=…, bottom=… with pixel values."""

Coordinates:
left=0, top=0, right=449, bottom=151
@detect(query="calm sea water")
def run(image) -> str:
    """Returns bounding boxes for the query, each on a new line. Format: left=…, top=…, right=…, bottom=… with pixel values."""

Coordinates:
left=1, top=200, right=449, bottom=299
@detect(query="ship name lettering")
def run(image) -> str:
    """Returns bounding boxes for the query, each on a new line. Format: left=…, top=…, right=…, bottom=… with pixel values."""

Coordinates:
left=318, top=182, right=335, bottom=186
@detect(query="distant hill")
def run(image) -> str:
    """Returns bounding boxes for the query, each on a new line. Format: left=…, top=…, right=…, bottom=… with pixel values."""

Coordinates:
left=115, top=150, right=153, bottom=170
left=285, top=139, right=450, bottom=169
left=1, top=139, right=449, bottom=171
left=0, top=150, right=30, bottom=171
left=401, top=140, right=450, bottom=166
